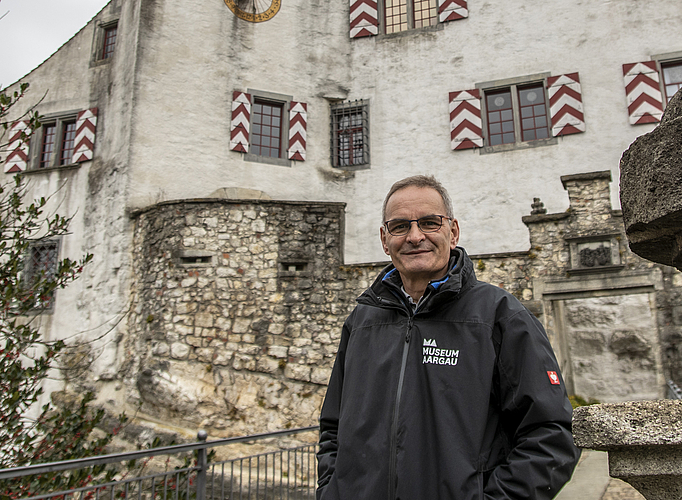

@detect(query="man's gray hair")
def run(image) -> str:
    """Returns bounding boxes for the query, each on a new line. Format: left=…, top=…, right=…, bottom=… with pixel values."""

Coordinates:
left=382, top=175, right=454, bottom=222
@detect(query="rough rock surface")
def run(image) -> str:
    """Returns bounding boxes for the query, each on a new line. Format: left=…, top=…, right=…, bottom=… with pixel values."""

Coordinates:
left=620, top=89, right=682, bottom=270
left=573, top=400, right=682, bottom=449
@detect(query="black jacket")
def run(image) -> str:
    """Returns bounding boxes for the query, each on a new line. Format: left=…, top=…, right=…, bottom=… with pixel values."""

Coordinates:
left=317, top=248, right=579, bottom=499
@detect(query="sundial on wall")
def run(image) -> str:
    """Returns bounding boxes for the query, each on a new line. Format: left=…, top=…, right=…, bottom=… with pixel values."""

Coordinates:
left=224, top=0, right=281, bottom=22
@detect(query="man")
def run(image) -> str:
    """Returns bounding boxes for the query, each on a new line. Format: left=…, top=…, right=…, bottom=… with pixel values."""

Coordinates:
left=317, top=175, right=579, bottom=499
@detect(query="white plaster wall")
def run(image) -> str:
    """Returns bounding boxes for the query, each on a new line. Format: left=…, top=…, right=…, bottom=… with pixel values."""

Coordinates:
left=2, top=0, right=140, bottom=393
left=123, top=0, right=682, bottom=264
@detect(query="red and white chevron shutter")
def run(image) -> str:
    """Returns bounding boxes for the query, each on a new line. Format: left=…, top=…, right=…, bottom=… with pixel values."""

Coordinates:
left=449, top=89, right=482, bottom=150
left=623, top=61, right=664, bottom=125
left=288, top=102, right=307, bottom=161
left=546, top=73, right=585, bottom=136
left=230, top=91, right=251, bottom=153
left=350, top=0, right=378, bottom=38
left=438, top=0, right=468, bottom=23
left=4, top=120, right=31, bottom=173
left=73, top=108, right=98, bottom=163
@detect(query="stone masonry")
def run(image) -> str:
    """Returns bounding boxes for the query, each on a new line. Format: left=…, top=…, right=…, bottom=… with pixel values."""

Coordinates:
left=123, top=199, right=382, bottom=437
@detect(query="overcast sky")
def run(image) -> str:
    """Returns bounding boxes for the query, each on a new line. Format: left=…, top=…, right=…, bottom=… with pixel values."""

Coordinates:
left=0, top=0, right=110, bottom=88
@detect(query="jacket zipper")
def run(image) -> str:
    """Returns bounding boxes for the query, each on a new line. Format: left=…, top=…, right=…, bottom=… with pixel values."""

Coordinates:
left=388, top=315, right=413, bottom=499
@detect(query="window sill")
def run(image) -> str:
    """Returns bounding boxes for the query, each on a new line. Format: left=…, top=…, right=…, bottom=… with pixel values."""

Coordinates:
left=567, top=265, right=625, bottom=276
left=479, top=137, right=558, bottom=155
left=332, top=163, right=370, bottom=171
left=375, top=22, right=444, bottom=41
left=244, top=153, right=291, bottom=167
left=19, top=163, right=82, bottom=175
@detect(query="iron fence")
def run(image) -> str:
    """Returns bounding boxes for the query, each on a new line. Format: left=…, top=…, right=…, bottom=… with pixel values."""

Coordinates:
left=667, top=379, right=682, bottom=399
left=0, top=426, right=319, bottom=500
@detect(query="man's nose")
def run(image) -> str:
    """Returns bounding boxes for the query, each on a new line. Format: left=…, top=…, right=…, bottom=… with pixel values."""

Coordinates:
left=405, top=221, right=425, bottom=243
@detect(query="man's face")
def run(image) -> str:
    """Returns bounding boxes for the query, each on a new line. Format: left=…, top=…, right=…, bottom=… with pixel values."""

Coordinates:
left=380, top=186, right=460, bottom=285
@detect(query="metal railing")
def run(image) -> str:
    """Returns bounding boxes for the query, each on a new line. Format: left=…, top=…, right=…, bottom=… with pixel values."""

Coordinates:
left=0, top=426, right=319, bottom=500
left=667, top=379, right=682, bottom=399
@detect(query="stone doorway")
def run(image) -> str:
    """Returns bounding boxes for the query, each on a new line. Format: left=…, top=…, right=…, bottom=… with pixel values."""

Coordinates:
left=552, top=292, right=665, bottom=403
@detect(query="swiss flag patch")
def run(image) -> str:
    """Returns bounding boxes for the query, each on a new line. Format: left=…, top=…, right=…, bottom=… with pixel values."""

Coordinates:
left=547, top=371, right=561, bottom=385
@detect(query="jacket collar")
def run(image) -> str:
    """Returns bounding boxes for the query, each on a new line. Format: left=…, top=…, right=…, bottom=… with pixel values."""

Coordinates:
left=359, top=247, right=476, bottom=311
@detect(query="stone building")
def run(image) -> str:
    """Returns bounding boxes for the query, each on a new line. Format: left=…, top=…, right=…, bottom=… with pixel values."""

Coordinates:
left=2, top=0, right=682, bottom=438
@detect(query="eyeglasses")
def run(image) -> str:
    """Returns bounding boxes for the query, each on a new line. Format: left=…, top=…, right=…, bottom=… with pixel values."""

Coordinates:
left=383, top=215, right=452, bottom=236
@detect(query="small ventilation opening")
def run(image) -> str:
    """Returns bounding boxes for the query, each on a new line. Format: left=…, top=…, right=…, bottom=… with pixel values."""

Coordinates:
left=180, top=255, right=212, bottom=264
left=281, top=262, right=307, bottom=272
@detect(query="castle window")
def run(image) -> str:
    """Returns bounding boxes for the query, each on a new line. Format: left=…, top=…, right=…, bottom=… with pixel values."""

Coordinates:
left=93, top=20, right=119, bottom=64
left=25, top=240, right=59, bottom=309
left=101, top=24, right=118, bottom=60
left=330, top=100, right=370, bottom=168
left=385, top=0, right=437, bottom=34
left=37, top=117, right=78, bottom=169
left=251, top=100, right=284, bottom=158
left=484, top=81, right=550, bottom=148
left=662, top=61, right=682, bottom=103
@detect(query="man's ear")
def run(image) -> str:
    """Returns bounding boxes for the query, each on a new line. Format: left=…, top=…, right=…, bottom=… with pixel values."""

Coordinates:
left=380, top=226, right=390, bottom=255
left=450, top=219, right=460, bottom=249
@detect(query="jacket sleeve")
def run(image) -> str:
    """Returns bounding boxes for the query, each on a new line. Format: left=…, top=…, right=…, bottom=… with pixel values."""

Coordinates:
left=484, top=304, right=581, bottom=500
left=316, top=320, right=350, bottom=499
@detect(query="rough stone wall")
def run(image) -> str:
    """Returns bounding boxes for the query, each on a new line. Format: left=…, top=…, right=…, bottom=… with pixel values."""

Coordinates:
left=123, top=199, right=383, bottom=436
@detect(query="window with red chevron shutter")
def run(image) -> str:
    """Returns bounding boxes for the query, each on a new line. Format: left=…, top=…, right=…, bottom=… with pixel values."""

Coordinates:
left=4, top=120, right=31, bottom=173
left=622, top=61, right=664, bottom=125
left=230, top=91, right=252, bottom=153
left=350, top=0, right=378, bottom=38
left=72, top=108, right=98, bottom=163
left=449, top=90, right=482, bottom=150
left=546, top=73, right=585, bottom=137
left=351, top=0, right=467, bottom=38
left=287, top=102, right=307, bottom=161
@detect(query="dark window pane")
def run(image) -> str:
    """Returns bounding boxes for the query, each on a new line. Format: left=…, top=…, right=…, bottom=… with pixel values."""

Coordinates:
left=40, top=124, right=56, bottom=168
left=60, top=121, right=77, bottom=165
left=501, top=109, right=513, bottom=121
left=489, top=111, right=500, bottom=123
left=518, top=84, right=548, bottom=143
left=489, top=123, right=501, bottom=134
left=503, top=132, right=515, bottom=143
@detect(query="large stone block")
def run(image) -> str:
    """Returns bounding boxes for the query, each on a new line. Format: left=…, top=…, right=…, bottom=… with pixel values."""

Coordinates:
left=620, top=89, right=682, bottom=270
left=574, top=400, right=682, bottom=500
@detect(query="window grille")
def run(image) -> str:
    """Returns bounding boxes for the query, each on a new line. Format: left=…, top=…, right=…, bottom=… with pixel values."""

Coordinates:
left=330, top=100, right=370, bottom=168
left=25, top=241, right=59, bottom=309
